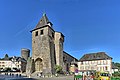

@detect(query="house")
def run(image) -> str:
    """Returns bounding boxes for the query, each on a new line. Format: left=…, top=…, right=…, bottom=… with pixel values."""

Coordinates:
left=112, top=62, right=119, bottom=73
left=78, top=52, right=112, bottom=75
left=0, top=54, right=27, bottom=72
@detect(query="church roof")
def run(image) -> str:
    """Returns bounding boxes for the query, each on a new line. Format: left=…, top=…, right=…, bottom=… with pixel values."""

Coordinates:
left=63, top=51, right=78, bottom=61
left=37, top=13, right=53, bottom=28
left=79, top=52, right=112, bottom=61
left=31, top=13, right=53, bottom=32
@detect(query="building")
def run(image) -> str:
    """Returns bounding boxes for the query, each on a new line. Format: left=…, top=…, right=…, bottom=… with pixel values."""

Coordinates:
left=21, top=48, right=30, bottom=61
left=26, top=13, right=78, bottom=75
left=78, top=52, right=112, bottom=75
left=112, top=62, right=119, bottom=73
left=0, top=60, right=11, bottom=69
left=63, top=51, right=78, bottom=72
left=0, top=54, right=27, bottom=72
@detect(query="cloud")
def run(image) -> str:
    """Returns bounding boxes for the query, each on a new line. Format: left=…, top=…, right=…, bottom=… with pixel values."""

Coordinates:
left=69, top=48, right=99, bottom=53
left=14, top=19, right=37, bottom=37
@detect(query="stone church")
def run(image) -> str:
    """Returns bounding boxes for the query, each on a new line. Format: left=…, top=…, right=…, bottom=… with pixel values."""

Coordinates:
left=26, top=13, right=78, bottom=75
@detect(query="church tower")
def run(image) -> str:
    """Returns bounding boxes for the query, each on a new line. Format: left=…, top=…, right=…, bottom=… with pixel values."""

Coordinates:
left=31, top=14, right=56, bottom=74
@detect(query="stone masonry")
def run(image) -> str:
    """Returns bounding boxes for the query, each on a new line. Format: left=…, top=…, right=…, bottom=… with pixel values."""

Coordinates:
left=26, top=13, right=78, bottom=76
left=31, top=14, right=56, bottom=74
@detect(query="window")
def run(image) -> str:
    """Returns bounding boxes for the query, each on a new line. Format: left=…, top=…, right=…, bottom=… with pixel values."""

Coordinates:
left=103, top=60, right=106, bottom=64
left=80, top=66, right=84, bottom=70
left=100, top=73, right=109, bottom=76
left=52, top=33, right=54, bottom=38
left=85, top=61, right=88, bottom=65
left=88, top=61, right=91, bottom=64
left=40, top=20, right=42, bottom=23
left=81, top=61, right=83, bottom=65
left=92, top=61, right=94, bottom=64
left=85, top=66, right=89, bottom=70
left=94, top=61, right=97, bottom=64
left=85, top=66, right=87, bottom=69
left=35, top=31, right=38, bottom=36
left=105, top=66, right=108, bottom=70
left=97, top=67, right=99, bottom=70
left=91, top=66, right=94, bottom=70
left=34, top=41, right=35, bottom=43
left=100, top=67, right=102, bottom=71
left=98, top=61, right=100, bottom=64
left=40, top=30, right=44, bottom=35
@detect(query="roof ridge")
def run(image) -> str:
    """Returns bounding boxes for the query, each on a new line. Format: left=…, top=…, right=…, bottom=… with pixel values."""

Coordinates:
left=85, top=52, right=106, bottom=55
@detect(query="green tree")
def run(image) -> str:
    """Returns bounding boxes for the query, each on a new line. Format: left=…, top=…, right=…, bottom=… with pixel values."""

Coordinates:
left=54, top=65, right=62, bottom=74
left=112, top=72, right=120, bottom=77
left=114, top=62, right=120, bottom=70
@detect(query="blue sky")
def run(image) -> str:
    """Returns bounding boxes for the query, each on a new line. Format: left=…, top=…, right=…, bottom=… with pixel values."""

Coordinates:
left=0, top=0, right=120, bottom=62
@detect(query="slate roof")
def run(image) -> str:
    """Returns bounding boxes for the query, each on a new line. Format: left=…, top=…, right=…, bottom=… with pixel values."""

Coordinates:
left=0, top=56, right=26, bottom=62
left=63, top=51, right=78, bottom=61
left=31, top=13, right=53, bottom=32
left=36, top=13, right=50, bottom=28
left=79, top=52, right=112, bottom=61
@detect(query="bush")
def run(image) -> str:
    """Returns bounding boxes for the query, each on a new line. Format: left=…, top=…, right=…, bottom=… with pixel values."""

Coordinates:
left=54, top=65, right=62, bottom=74
left=112, top=72, right=120, bottom=77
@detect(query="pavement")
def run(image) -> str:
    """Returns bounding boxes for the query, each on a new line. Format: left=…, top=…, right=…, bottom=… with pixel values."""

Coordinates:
left=0, top=74, right=36, bottom=80
left=34, top=75, right=75, bottom=80
left=0, top=74, right=84, bottom=80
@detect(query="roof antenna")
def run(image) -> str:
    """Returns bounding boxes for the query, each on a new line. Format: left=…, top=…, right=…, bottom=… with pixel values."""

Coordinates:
left=43, top=10, right=46, bottom=16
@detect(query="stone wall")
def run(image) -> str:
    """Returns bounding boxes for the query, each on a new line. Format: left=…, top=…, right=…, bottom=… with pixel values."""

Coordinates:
left=21, top=48, right=30, bottom=61
left=63, top=51, right=78, bottom=72
left=54, top=32, right=64, bottom=67
left=32, top=26, right=56, bottom=74
left=26, top=57, right=34, bottom=76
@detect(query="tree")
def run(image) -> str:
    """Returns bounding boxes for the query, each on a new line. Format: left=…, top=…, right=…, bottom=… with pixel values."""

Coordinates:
left=4, top=54, right=9, bottom=60
left=112, top=72, right=120, bottom=77
left=54, top=65, right=62, bottom=74
left=114, top=62, right=120, bottom=70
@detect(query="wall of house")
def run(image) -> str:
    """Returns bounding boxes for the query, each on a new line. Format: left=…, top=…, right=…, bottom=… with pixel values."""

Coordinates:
left=0, top=59, right=26, bottom=72
left=78, top=59, right=112, bottom=74
left=112, top=69, right=119, bottom=73
left=0, top=60, right=11, bottom=69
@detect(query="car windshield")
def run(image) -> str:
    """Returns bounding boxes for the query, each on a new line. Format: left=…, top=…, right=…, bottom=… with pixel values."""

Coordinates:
left=100, top=73, right=109, bottom=76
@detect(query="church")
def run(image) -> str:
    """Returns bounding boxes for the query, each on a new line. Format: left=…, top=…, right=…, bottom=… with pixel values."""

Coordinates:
left=26, top=13, right=78, bottom=75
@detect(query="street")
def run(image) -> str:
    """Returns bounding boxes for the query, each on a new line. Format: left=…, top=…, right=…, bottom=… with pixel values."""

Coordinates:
left=35, top=75, right=75, bottom=80
left=0, top=75, right=94, bottom=80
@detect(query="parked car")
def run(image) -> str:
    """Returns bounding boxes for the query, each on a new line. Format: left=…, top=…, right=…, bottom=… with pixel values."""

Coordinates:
left=94, top=71, right=110, bottom=80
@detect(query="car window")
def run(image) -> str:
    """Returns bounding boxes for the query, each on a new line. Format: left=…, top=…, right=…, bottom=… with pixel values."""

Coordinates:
left=100, top=73, right=109, bottom=76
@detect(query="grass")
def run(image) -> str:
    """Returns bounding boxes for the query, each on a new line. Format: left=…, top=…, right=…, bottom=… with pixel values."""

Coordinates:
left=111, top=77, right=120, bottom=80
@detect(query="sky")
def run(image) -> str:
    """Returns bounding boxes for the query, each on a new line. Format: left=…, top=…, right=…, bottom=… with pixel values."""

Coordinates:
left=0, top=0, right=120, bottom=62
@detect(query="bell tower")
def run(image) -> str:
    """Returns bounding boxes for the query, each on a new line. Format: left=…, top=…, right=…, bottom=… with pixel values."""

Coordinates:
left=31, top=14, right=56, bottom=74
